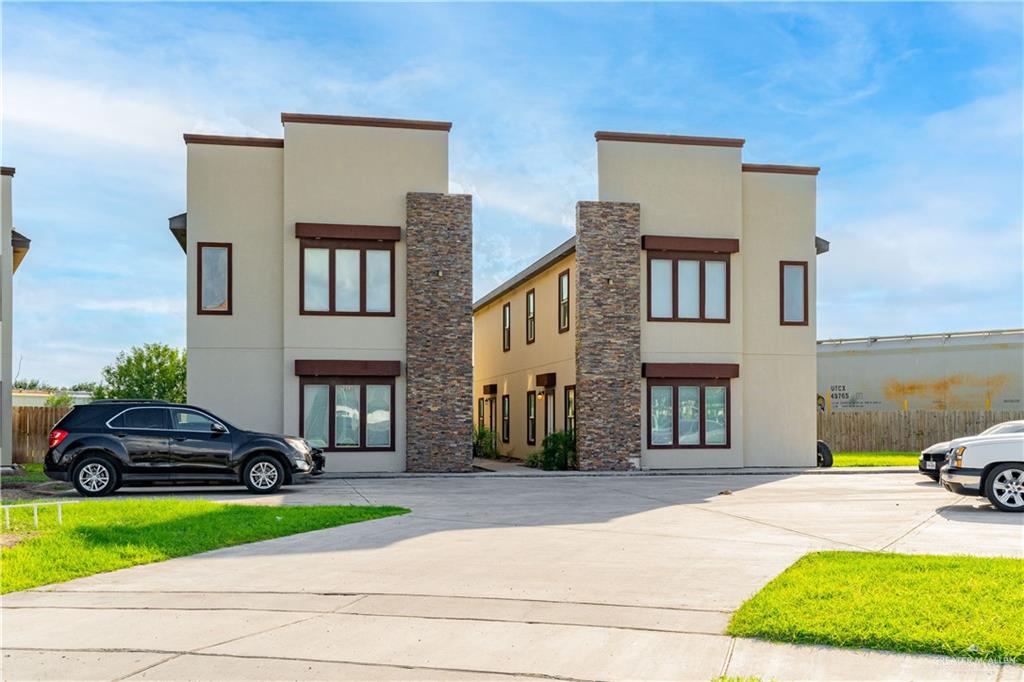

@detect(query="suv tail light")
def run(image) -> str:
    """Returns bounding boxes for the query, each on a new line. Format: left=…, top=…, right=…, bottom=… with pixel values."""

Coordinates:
left=48, top=429, right=69, bottom=449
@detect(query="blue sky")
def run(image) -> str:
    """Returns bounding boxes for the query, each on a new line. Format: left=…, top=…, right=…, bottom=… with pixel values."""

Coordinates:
left=2, top=2, right=1022, bottom=386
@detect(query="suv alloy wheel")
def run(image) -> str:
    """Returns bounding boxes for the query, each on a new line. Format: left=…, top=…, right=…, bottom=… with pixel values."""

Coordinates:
left=243, top=455, right=285, bottom=494
left=72, top=456, right=119, bottom=497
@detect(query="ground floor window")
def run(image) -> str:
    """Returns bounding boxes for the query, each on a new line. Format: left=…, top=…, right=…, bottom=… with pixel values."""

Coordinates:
left=526, top=391, right=536, bottom=445
left=478, top=398, right=484, bottom=430
left=501, top=394, right=510, bottom=443
left=301, top=377, right=395, bottom=451
left=564, top=385, right=575, bottom=433
left=647, top=379, right=730, bottom=449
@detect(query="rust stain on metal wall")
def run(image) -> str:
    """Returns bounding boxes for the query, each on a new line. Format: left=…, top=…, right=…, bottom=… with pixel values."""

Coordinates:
left=883, top=373, right=1012, bottom=410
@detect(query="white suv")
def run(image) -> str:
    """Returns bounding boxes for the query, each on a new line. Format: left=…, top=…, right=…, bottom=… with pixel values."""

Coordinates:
left=941, top=433, right=1024, bottom=512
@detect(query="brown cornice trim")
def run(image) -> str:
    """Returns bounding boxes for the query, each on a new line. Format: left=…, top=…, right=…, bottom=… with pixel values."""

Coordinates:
left=483, top=384, right=498, bottom=395
left=642, top=363, right=740, bottom=379
left=294, top=359, right=401, bottom=378
left=642, top=235, right=739, bottom=254
left=742, top=163, right=820, bottom=176
left=0, top=167, right=15, bottom=176
left=183, top=134, right=284, bottom=148
left=281, top=113, right=452, bottom=132
left=535, top=373, right=557, bottom=388
left=595, top=131, right=745, bottom=148
left=295, top=223, right=401, bottom=242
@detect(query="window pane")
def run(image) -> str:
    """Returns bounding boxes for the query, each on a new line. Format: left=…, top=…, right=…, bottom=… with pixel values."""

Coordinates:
left=201, top=246, right=229, bottom=311
left=366, top=250, right=391, bottom=313
left=304, top=248, right=330, bottom=312
left=334, top=385, right=360, bottom=447
left=123, top=408, right=168, bottom=430
left=303, top=384, right=329, bottom=448
left=650, top=386, right=673, bottom=446
left=335, top=249, right=360, bottom=312
left=704, top=260, right=727, bottom=320
left=705, top=386, right=727, bottom=445
left=677, top=387, right=700, bottom=445
left=650, top=259, right=673, bottom=318
left=366, top=385, right=391, bottom=447
left=783, top=264, right=806, bottom=323
left=678, top=260, right=700, bottom=318
left=172, top=409, right=217, bottom=431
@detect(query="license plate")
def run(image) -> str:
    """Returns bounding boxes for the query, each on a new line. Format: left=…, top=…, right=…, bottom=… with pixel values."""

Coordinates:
left=926, top=461, right=936, bottom=470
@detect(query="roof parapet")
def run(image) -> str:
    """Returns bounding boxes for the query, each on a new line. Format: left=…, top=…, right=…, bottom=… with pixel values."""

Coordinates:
left=183, top=134, right=284, bottom=148
left=281, top=113, right=452, bottom=132
left=595, top=131, right=745, bottom=148
left=0, top=167, right=15, bottom=176
left=743, top=163, right=820, bottom=176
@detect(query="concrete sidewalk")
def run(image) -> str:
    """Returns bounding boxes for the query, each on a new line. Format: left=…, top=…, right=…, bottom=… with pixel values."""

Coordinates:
left=3, top=472, right=1021, bottom=681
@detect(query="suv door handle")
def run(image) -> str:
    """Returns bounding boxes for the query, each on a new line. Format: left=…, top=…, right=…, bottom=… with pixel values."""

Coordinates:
left=171, top=436, right=187, bottom=442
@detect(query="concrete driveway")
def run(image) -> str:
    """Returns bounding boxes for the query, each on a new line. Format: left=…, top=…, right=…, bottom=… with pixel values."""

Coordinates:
left=3, top=472, right=1022, bottom=681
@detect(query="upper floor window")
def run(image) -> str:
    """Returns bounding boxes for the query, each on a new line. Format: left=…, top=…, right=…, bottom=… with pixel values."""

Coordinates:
left=198, top=242, right=232, bottom=315
left=525, top=289, right=536, bottom=344
left=558, top=269, right=570, bottom=333
left=780, top=261, right=808, bottom=326
left=502, top=302, right=511, bottom=352
left=648, top=253, right=729, bottom=323
left=300, top=240, right=394, bottom=316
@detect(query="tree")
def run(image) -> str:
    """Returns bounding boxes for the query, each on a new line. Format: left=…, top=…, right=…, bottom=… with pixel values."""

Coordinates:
left=93, top=344, right=186, bottom=403
left=44, top=392, right=75, bottom=408
left=14, top=378, right=54, bottom=391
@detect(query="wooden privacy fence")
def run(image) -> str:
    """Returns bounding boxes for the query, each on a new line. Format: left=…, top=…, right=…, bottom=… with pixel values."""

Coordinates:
left=12, top=406, right=72, bottom=463
left=817, top=410, right=1024, bottom=453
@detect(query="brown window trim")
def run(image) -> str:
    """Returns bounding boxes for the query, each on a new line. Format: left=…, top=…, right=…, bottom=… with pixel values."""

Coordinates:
left=557, top=269, right=570, bottom=334
left=299, top=375, right=396, bottom=453
left=525, top=288, right=536, bottom=344
left=779, top=260, right=809, bottom=326
left=295, top=223, right=401, bottom=242
left=642, top=235, right=739, bottom=254
left=294, top=359, right=401, bottom=377
left=647, top=379, right=731, bottom=450
left=646, top=251, right=730, bottom=323
left=501, top=394, right=510, bottom=443
left=299, top=238, right=395, bottom=316
left=502, top=302, right=512, bottom=352
left=197, top=242, right=232, bottom=315
left=564, top=385, right=576, bottom=433
left=642, top=363, right=739, bottom=379
left=526, top=391, right=537, bottom=445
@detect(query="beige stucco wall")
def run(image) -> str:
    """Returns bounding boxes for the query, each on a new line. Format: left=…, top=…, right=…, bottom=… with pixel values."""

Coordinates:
left=281, top=122, right=448, bottom=472
left=185, top=144, right=285, bottom=433
left=473, top=252, right=576, bottom=459
left=599, top=140, right=745, bottom=467
left=741, top=171, right=817, bottom=466
left=1, top=175, right=13, bottom=465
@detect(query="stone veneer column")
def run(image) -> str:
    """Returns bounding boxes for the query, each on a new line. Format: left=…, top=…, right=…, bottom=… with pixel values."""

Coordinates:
left=405, top=193, right=474, bottom=472
left=575, top=201, right=642, bottom=470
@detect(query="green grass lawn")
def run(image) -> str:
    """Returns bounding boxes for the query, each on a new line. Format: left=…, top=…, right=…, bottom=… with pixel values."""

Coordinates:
left=833, top=452, right=918, bottom=467
left=0, top=498, right=407, bottom=593
left=1, top=462, right=50, bottom=484
left=728, top=551, right=1024, bottom=663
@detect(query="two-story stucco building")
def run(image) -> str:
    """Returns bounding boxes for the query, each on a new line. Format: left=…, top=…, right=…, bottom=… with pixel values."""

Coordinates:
left=171, top=114, right=473, bottom=473
left=1, top=166, right=32, bottom=467
left=473, top=131, right=828, bottom=469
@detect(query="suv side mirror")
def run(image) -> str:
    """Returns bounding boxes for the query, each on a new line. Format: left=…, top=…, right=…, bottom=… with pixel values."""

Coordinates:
left=211, top=422, right=227, bottom=434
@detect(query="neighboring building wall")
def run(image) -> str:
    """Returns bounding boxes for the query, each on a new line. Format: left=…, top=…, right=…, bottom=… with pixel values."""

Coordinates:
left=741, top=170, right=817, bottom=467
left=186, top=142, right=285, bottom=434
left=574, top=201, right=641, bottom=470
left=0, top=170, right=12, bottom=466
left=406, top=192, right=473, bottom=472
left=818, top=330, right=1024, bottom=412
left=473, top=250, right=577, bottom=459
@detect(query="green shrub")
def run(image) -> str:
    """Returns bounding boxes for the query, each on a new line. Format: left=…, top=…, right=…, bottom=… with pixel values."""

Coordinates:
left=534, top=430, right=577, bottom=471
left=473, top=426, right=499, bottom=458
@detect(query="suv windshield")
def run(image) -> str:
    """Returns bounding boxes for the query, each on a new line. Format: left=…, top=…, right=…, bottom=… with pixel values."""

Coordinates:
left=981, top=422, right=1024, bottom=436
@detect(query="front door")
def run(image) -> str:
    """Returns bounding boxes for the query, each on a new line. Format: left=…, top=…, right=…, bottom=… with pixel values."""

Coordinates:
left=543, top=389, right=556, bottom=438
left=168, top=408, right=234, bottom=474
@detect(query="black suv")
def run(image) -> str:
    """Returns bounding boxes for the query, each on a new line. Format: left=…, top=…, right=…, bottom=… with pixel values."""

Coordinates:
left=44, top=400, right=324, bottom=497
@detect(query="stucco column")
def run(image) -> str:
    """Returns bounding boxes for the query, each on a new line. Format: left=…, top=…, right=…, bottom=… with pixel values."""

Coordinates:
left=575, top=201, right=642, bottom=470
left=405, top=192, right=474, bottom=472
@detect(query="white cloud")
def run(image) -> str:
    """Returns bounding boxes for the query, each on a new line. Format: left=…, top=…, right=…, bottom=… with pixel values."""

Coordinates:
left=77, top=298, right=185, bottom=316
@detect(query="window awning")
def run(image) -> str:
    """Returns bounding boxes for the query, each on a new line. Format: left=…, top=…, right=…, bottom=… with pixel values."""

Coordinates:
left=642, top=363, right=739, bottom=379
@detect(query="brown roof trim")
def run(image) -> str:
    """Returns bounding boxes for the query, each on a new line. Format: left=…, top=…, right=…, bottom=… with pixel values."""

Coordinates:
left=295, top=223, right=401, bottom=242
left=0, top=167, right=14, bottom=176
left=642, top=363, right=740, bottom=379
left=595, top=131, right=745, bottom=148
left=642, top=235, right=739, bottom=254
left=183, top=134, right=284, bottom=148
left=294, top=359, right=401, bottom=378
left=742, top=163, right=820, bottom=176
left=281, top=113, right=452, bottom=132
left=473, top=236, right=577, bottom=312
